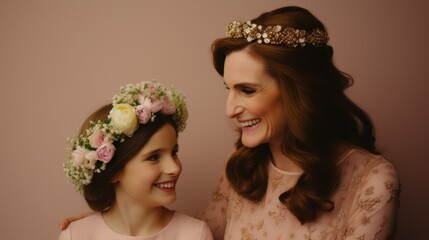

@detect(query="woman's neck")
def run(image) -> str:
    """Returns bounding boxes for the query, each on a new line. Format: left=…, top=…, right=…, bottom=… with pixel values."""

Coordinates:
left=102, top=202, right=173, bottom=237
left=269, top=143, right=303, bottom=173
left=269, top=141, right=353, bottom=172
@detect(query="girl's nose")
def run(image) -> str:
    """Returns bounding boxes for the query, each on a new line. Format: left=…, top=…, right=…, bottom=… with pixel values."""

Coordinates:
left=164, top=157, right=182, bottom=176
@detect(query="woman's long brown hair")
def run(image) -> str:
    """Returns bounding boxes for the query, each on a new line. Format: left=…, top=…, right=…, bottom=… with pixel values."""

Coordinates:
left=214, top=6, right=378, bottom=224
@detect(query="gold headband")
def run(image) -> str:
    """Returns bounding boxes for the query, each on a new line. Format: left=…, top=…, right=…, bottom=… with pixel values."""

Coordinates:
left=226, top=20, right=329, bottom=47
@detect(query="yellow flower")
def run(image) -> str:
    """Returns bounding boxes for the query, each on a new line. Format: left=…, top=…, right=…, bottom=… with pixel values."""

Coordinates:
left=109, top=103, right=138, bottom=136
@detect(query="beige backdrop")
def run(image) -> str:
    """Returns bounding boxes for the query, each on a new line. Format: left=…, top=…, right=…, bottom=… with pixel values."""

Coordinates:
left=1, top=0, right=427, bottom=239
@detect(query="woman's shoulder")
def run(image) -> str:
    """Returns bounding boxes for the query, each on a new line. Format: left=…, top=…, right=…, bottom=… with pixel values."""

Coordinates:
left=340, top=148, right=396, bottom=172
left=340, top=147, right=400, bottom=195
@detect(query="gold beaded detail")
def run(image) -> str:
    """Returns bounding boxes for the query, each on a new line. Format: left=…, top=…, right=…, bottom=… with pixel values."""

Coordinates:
left=226, top=20, right=329, bottom=47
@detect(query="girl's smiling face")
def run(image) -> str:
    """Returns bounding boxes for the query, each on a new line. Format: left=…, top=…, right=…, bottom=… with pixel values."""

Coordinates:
left=113, top=124, right=182, bottom=207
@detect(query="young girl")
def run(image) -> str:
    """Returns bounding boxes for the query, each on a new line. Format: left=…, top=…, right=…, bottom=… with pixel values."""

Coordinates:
left=59, top=81, right=213, bottom=240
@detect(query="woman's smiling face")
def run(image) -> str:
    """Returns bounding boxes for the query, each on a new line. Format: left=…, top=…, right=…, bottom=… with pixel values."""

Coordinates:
left=223, top=50, right=286, bottom=148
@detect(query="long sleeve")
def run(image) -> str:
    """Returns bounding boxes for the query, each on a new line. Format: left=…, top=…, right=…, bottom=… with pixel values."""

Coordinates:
left=343, top=159, right=400, bottom=239
left=195, top=171, right=230, bottom=240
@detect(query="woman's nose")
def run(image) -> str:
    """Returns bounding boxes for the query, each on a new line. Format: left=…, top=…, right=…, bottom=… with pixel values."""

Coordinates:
left=226, top=93, right=244, bottom=118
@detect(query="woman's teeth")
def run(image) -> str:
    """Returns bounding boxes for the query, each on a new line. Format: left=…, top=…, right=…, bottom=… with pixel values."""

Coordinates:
left=240, top=118, right=261, bottom=127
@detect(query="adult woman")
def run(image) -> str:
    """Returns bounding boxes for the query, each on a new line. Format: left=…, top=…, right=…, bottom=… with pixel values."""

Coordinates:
left=196, top=6, right=400, bottom=239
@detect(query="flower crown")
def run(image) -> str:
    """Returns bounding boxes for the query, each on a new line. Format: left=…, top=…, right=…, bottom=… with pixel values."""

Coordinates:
left=226, top=20, right=329, bottom=47
left=64, top=80, right=188, bottom=193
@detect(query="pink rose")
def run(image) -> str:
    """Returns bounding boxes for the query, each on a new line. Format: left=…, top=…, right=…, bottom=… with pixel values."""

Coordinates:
left=161, top=104, right=176, bottom=115
left=135, top=105, right=152, bottom=124
left=96, top=142, right=116, bottom=163
left=87, top=129, right=105, bottom=148
left=149, top=99, right=164, bottom=112
left=140, top=96, right=164, bottom=113
left=148, top=85, right=156, bottom=93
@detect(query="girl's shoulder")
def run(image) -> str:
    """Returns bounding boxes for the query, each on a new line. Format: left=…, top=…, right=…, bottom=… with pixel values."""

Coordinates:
left=69, top=212, right=102, bottom=228
left=170, top=211, right=208, bottom=227
left=167, top=212, right=213, bottom=239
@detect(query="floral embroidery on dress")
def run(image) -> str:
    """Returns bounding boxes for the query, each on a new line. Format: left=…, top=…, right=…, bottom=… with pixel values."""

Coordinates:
left=270, top=174, right=283, bottom=192
left=211, top=176, right=229, bottom=202
left=355, top=234, right=365, bottom=240
left=384, top=180, right=398, bottom=203
left=240, top=227, right=257, bottom=240
left=364, top=186, right=374, bottom=195
left=341, top=225, right=356, bottom=238
left=357, top=197, right=381, bottom=212
left=303, top=225, right=316, bottom=240
left=268, top=203, right=287, bottom=225
left=229, top=196, right=244, bottom=221
left=360, top=215, right=370, bottom=225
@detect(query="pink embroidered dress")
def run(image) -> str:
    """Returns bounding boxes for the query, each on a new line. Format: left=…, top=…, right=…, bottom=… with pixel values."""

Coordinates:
left=197, top=148, right=400, bottom=240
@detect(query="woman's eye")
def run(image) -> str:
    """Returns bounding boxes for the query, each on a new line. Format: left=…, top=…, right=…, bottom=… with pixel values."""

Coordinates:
left=241, top=87, right=255, bottom=94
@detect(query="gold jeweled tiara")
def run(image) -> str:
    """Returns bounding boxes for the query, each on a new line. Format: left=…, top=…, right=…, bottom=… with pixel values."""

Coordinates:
left=226, top=20, right=329, bottom=47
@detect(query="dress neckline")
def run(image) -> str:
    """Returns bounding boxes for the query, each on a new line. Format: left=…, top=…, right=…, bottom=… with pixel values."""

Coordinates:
left=269, top=147, right=364, bottom=176
left=269, top=160, right=303, bottom=176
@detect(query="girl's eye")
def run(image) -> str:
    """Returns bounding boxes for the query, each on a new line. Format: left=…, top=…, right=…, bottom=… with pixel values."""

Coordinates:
left=146, top=154, right=159, bottom=162
left=172, top=149, right=179, bottom=159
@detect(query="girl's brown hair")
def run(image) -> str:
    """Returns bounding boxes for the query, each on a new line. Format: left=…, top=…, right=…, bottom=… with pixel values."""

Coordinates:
left=213, top=6, right=378, bottom=223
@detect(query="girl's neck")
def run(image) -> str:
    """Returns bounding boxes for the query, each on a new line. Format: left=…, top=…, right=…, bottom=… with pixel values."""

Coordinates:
left=102, top=203, right=174, bottom=237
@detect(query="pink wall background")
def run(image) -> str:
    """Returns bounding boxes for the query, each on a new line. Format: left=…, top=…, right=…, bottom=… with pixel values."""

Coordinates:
left=1, top=0, right=427, bottom=239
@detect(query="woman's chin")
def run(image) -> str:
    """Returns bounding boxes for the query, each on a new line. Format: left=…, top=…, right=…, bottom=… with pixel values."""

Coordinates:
left=241, top=138, right=263, bottom=149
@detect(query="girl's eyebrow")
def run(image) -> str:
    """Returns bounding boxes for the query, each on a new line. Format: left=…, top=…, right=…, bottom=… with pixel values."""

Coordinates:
left=140, top=149, right=161, bottom=157
left=141, top=144, right=179, bottom=156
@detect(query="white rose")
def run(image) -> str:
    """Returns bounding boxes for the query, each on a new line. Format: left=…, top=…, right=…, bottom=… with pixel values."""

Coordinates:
left=83, top=151, right=98, bottom=169
left=71, top=146, right=88, bottom=167
left=109, top=103, right=138, bottom=136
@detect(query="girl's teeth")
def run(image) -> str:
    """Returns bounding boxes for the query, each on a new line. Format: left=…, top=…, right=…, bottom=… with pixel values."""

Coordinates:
left=156, top=182, right=175, bottom=189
